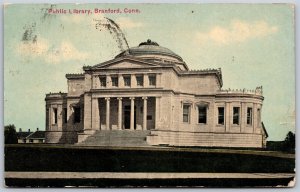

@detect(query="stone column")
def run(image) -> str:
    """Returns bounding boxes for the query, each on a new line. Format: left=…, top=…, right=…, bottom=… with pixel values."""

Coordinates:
left=257, top=105, right=261, bottom=128
left=143, top=97, right=148, bottom=130
left=130, top=97, right=135, bottom=130
left=157, top=74, right=161, bottom=87
left=155, top=97, right=160, bottom=129
left=92, top=98, right=100, bottom=130
left=83, top=94, right=92, bottom=130
left=118, top=97, right=122, bottom=130
left=253, top=103, right=258, bottom=133
left=240, top=102, right=245, bottom=133
left=57, top=104, right=63, bottom=130
left=105, top=97, right=110, bottom=130
left=48, top=105, right=52, bottom=131
left=106, top=75, right=111, bottom=88
left=143, top=74, right=148, bottom=87
left=225, top=102, right=231, bottom=132
left=131, top=74, right=136, bottom=88
left=118, top=74, right=124, bottom=88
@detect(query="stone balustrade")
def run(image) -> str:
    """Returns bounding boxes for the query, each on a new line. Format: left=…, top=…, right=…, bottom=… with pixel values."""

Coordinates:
left=219, top=86, right=263, bottom=95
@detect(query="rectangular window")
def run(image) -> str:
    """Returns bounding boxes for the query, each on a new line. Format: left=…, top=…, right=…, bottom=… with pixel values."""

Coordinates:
left=63, top=108, right=67, bottom=123
left=198, top=106, right=207, bottom=124
left=111, top=76, right=118, bottom=87
left=99, top=76, right=106, bottom=87
left=53, top=108, right=58, bottom=124
left=247, top=107, right=253, bottom=125
left=233, top=107, right=240, bottom=125
left=74, top=107, right=81, bottom=123
left=183, top=105, right=190, bottom=123
left=149, top=75, right=156, bottom=86
left=136, top=75, right=144, bottom=86
left=124, top=76, right=131, bottom=87
left=218, top=107, right=225, bottom=125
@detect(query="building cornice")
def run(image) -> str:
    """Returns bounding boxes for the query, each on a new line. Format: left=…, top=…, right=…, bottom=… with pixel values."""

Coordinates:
left=66, top=73, right=85, bottom=79
left=215, top=93, right=264, bottom=100
left=45, top=92, right=67, bottom=98
left=216, top=86, right=264, bottom=100
left=84, top=56, right=161, bottom=71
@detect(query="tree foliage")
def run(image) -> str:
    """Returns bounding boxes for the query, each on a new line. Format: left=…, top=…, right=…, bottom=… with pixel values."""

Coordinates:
left=283, top=131, right=295, bottom=152
left=4, top=124, right=18, bottom=144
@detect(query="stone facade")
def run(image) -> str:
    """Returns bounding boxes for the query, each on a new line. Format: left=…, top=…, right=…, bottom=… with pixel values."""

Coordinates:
left=45, top=40, right=268, bottom=147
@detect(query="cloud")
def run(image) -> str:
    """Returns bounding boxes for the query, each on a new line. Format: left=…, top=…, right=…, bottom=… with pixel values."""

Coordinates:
left=46, top=41, right=89, bottom=64
left=195, top=20, right=278, bottom=45
left=16, top=38, right=49, bottom=56
left=115, top=17, right=143, bottom=29
left=16, top=38, right=89, bottom=64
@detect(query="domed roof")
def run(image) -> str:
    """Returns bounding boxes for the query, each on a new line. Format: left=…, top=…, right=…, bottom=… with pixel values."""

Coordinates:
left=115, top=39, right=183, bottom=61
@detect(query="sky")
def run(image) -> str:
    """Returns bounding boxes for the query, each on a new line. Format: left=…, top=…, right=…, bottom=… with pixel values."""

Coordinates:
left=4, top=3, right=295, bottom=141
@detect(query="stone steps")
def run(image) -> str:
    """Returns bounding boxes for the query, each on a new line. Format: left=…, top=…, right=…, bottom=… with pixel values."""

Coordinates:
left=78, top=130, right=151, bottom=146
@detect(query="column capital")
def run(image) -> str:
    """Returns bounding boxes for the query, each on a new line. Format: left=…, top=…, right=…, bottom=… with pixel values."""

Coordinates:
left=117, top=97, right=123, bottom=100
left=129, top=97, right=135, bottom=100
left=105, top=97, right=110, bottom=101
left=142, top=96, right=148, bottom=100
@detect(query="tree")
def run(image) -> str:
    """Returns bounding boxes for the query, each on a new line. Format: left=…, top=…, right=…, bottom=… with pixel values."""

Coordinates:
left=4, top=124, right=18, bottom=144
left=283, top=131, right=295, bottom=152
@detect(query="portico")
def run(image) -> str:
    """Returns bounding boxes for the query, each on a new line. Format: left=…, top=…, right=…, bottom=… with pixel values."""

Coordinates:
left=88, top=96, right=155, bottom=131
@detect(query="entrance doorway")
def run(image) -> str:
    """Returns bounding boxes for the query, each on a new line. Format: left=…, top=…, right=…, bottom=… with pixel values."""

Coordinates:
left=124, top=105, right=136, bottom=129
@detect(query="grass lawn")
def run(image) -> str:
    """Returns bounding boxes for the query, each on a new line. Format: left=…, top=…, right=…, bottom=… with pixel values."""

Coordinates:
left=5, top=144, right=295, bottom=173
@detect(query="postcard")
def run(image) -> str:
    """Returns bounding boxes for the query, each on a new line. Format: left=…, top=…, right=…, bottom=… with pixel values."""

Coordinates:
left=4, top=3, right=295, bottom=187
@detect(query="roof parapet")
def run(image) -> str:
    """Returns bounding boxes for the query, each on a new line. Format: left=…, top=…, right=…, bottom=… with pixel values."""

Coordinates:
left=83, top=66, right=92, bottom=71
left=189, top=68, right=222, bottom=74
left=46, top=92, right=67, bottom=98
left=66, top=73, right=85, bottom=79
left=219, top=86, right=263, bottom=95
